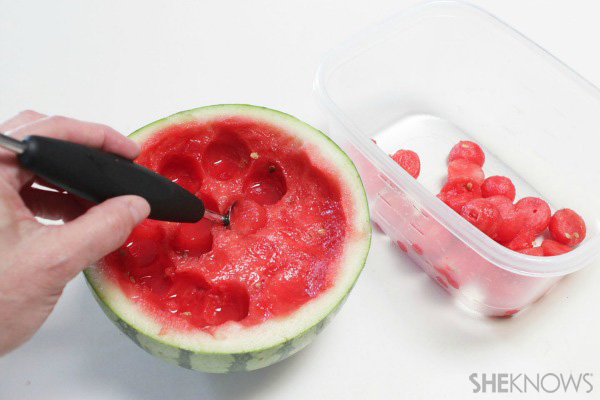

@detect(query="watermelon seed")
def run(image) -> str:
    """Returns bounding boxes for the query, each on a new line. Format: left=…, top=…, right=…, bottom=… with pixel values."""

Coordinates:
left=466, top=182, right=473, bottom=191
left=268, top=165, right=276, bottom=173
left=573, top=232, right=580, bottom=239
left=250, top=152, right=259, bottom=159
left=318, top=228, right=326, bottom=235
left=118, top=248, right=126, bottom=257
left=129, top=275, right=136, bottom=284
left=181, top=312, right=192, bottom=316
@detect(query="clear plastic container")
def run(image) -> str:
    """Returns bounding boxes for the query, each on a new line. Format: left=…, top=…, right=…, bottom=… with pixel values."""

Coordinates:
left=315, top=0, right=600, bottom=316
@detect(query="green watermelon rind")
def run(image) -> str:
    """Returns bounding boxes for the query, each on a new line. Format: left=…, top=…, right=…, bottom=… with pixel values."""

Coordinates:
left=84, top=104, right=371, bottom=373
left=87, top=272, right=358, bottom=372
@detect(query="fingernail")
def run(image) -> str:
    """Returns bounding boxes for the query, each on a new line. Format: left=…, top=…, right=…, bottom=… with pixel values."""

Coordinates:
left=128, top=196, right=150, bottom=224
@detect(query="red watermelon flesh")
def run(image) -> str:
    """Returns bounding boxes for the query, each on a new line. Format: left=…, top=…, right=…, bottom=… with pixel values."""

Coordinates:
left=101, top=117, right=350, bottom=331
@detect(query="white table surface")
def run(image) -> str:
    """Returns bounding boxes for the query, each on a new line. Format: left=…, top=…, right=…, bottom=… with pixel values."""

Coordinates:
left=1, top=1, right=598, bottom=399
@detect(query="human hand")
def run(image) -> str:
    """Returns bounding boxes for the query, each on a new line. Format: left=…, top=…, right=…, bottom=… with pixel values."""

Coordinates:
left=0, top=111, right=150, bottom=355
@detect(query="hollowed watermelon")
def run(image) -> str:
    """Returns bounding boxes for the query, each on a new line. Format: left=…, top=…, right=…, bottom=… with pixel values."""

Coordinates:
left=84, top=105, right=371, bottom=372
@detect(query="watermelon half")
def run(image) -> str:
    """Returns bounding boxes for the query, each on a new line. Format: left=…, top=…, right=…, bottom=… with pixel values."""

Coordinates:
left=85, top=105, right=371, bottom=372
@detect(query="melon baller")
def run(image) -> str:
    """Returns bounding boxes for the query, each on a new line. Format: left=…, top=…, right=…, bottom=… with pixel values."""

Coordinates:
left=0, top=133, right=229, bottom=225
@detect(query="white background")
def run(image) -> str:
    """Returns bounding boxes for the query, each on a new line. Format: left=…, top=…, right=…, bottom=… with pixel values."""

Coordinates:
left=1, top=1, right=599, bottom=399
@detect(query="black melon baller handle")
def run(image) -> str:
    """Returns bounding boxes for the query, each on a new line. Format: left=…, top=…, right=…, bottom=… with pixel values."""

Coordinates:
left=0, top=134, right=227, bottom=224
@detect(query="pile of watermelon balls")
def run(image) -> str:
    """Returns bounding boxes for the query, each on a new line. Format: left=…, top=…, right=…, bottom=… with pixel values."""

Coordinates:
left=389, top=141, right=586, bottom=256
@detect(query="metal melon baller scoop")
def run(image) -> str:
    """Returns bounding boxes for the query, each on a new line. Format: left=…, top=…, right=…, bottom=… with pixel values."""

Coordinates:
left=0, top=133, right=229, bottom=225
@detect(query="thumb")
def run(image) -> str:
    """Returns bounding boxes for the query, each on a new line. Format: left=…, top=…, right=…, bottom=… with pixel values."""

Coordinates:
left=40, top=195, right=150, bottom=284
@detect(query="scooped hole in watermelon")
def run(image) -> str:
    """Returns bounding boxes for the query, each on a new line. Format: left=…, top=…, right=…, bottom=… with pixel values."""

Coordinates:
left=159, top=154, right=203, bottom=193
left=243, top=159, right=287, bottom=205
left=172, top=219, right=214, bottom=257
left=201, top=133, right=251, bottom=181
left=201, top=283, right=250, bottom=326
left=122, top=239, right=160, bottom=269
left=157, top=273, right=250, bottom=328
left=118, top=221, right=166, bottom=272
left=115, top=249, right=173, bottom=297
left=139, top=269, right=172, bottom=296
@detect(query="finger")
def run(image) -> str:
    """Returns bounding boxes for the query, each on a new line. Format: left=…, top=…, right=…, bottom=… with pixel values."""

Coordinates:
left=0, top=179, right=35, bottom=225
left=8, top=115, right=140, bottom=159
left=0, top=110, right=46, bottom=132
left=20, top=185, right=87, bottom=222
left=38, top=195, right=150, bottom=283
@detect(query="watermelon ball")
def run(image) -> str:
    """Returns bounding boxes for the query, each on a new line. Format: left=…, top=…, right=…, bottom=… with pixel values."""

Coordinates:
left=517, top=247, right=544, bottom=256
left=515, top=197, right=552, bottom=234
left=229, top=198, right=268, bottom=235
left=437, top=176, right=482, bottom=213
left=504, top=228, right=536, bottom=251
left=412, top=243, right=424, bottom=255
left=396, top=240, right=408, bottom=253
left=435, top=265, right=460, bottom=289
left=447, top=159, right=485, bottom=186
left=481, top=176, right=516, bottom=201
left=435, top=276, right=449, bottom=290
left=549, top=208, right=586, bottom=247
left=172, top=219, right=214, bottom=256
left=486, top=195, right=526, bottom=242
left=460, top=198, right=501, bottom=238
left=541, top=239, right=572, bottom=256
left=448, top=140, right=485, bottom=167
left=390, top=149, right=420, bottom=179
